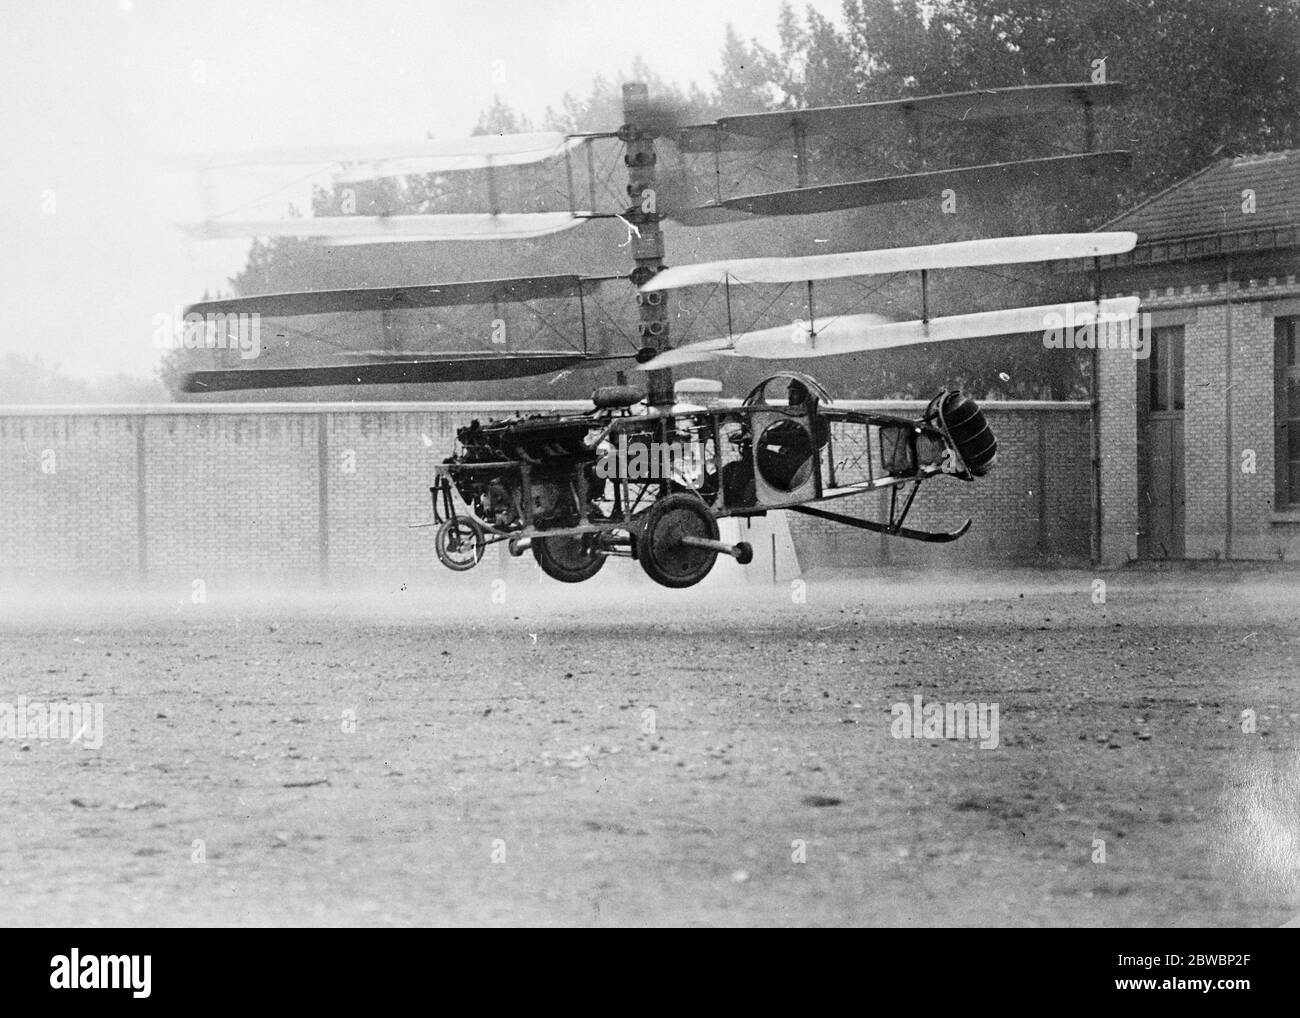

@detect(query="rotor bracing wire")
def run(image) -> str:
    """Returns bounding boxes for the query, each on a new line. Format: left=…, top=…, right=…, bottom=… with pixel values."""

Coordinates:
left=667, top=278, right=724, bottom=347
left=202, top=166, right=333, bottom=223
left=797, top=271, right=903, bottom=336
left=731, top=280, right=796, bottom=342
left=579, top=285, right=640, bottom=352
left=584, top=138, right=632, bottom=212
left=509, top=298, right=588, bottom=354
left=901, top=102, right=1097, bottom=158
left=679, top=269, right=905, bottom=352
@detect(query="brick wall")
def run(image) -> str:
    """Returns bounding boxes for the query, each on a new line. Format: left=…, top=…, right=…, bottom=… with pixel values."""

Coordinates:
left=0, top=401, right=1096, bottom=584
left=1230, top=297, right=1287, bottom=559
left=786, top=401, right=1093, bottom=569
left=1121, top=273, right=1300, bottom=562
left=144, top=414, right=321, bottom=579
left=1184, top=301, right=1229, bottom=557
left=1095, top=342, right=1140, bottom=566
left=0, top=414, right=140, bottom=577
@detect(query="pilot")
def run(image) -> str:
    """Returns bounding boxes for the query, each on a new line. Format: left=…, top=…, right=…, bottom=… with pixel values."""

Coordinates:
left=786, top=378, right=830, bottom=450
left=787, top=378, right=814, bottom=410
left=720, top=413, right=756, bottom=509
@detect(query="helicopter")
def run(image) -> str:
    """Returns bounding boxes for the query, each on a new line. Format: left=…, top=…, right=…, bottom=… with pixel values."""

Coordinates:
left=178, top=81, right=1139, bottom=587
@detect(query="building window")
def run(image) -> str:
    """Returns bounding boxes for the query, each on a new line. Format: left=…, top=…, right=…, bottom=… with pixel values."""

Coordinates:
left=1148, top=325, right=1185, bottom=412
left=1277, top=316, right=1300, bottom=508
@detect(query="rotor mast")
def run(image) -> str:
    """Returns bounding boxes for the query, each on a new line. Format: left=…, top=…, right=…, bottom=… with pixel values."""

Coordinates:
left=622, top=82, right=673, bottom=407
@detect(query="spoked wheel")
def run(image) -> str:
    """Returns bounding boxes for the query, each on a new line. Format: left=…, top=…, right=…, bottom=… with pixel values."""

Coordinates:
left=532, top=518, right=607, bottom=583
left=435, top=518, right=486, bottom=571
left=637, top=493, right=719, bottom=588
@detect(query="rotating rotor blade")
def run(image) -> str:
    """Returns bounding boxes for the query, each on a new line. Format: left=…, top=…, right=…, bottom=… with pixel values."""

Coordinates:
left=176, top=132, right=581, bottom=173
left=629, top=336, right=737, bottom=369
left=186, top=274, right=587, bottom=318
left=674, top=82, right=1125, bottom=152
left=635, top=298, right=1140, bottom=369
left=670, top=130, right=771, bottom=155
left=182, top=212, right=587, bottom=243
left=669, top=205, right=757, bottom=227
left=676, top=151, right=1131, bottom=221
left=181, top=353, right=594, bottom=393
left=332, top=135, right=585, bottom=182
left=714, top=82, right=1124, bottom=141
left=632, top=315, right=893, bottom=370
left=642, top=233, right=1137, bottom=291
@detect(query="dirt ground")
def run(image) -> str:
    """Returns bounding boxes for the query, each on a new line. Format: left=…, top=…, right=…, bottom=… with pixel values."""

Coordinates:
left=1, top=566, right=1298, bottom=927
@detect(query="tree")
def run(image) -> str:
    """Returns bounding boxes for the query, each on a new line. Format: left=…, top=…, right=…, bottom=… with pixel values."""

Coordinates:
left=712, top=24, right=785, bottom=112
left=2, top=354, right=168, bottom=404
left=474, top=97, right=534, bottom=136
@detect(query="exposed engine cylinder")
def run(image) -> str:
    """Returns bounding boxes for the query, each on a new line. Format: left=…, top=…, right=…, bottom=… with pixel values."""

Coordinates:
left=934, top=391, right=997, bottom=477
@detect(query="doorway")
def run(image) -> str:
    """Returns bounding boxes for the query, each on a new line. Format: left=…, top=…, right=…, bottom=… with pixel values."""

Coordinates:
left=1138, top=326, right=1185, bottom=559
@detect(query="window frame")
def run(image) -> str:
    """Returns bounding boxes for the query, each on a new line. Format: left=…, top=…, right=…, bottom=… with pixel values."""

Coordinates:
left=1148, top=325, right=1185, bottom=413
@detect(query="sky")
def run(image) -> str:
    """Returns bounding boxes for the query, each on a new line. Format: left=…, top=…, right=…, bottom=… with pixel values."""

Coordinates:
left=0, top=0, right=843, bottom=381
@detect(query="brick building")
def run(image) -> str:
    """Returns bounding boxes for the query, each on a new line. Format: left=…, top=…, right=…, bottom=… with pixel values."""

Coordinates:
left=1082, top=149, right=1300, bottom=563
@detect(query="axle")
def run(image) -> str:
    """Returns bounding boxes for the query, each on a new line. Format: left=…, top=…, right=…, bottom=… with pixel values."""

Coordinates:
left=679, top=535, right=754, bottom=564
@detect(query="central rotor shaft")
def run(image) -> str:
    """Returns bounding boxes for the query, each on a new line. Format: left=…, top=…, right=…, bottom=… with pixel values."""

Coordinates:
left=622, top=82, right=673, bottom=408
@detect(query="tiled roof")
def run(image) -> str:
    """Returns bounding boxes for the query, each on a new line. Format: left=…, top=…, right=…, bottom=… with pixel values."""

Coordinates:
left=1106, top=149, right=1300, bottom=242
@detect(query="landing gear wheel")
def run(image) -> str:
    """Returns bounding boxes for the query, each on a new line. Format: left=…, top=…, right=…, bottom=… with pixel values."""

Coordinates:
left=532, top=528, right=606, bottom=583
left=637, top=493, right=719, bottom=588
left=435, top=518, right=486, bottom=571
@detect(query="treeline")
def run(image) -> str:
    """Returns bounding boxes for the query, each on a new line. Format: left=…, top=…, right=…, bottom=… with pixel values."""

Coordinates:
left=3, top=354, right=169, bottom=405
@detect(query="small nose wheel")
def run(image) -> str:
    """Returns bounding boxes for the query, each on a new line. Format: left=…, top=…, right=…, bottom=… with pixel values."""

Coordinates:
left=434, top=518, right=486, bottom=571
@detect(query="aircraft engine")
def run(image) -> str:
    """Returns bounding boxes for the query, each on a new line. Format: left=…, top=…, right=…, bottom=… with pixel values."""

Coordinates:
left=928, top=391, right=998, bottom=478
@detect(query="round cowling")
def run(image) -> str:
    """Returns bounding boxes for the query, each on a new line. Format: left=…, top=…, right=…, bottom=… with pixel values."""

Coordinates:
left=939, top=392, right=997, bottom=477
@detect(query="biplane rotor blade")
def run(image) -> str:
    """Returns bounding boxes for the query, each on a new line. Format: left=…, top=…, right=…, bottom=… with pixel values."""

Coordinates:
left=333, top=136, right=585, bottom=182
left=671, top=132, right=771, bottom=155
left=664, top=205, right=754, bottom=227
left=627, top=336, right=737, bottom=369
left=642, top=233, right=1137, bottom=291
left=182, top=212, right=587, bottom=243
left=181, top=353, right=604, bottom=393
left=341, top=350, right=509, bottom=360
left=185, top=275, right=589, bottom=318
left=674, top=151, right=1131, bottom=222
left=674, top=82, right=1125, bottom=152
left=632, top=316, right=892, bottom=369
left=176, top=132, right=583, bottom=174
left=635, top=298, right=1141, bottom=369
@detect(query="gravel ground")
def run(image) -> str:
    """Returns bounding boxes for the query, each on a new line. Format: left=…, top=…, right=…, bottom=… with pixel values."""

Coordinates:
left=1, top=566, right=1297, bottom=927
